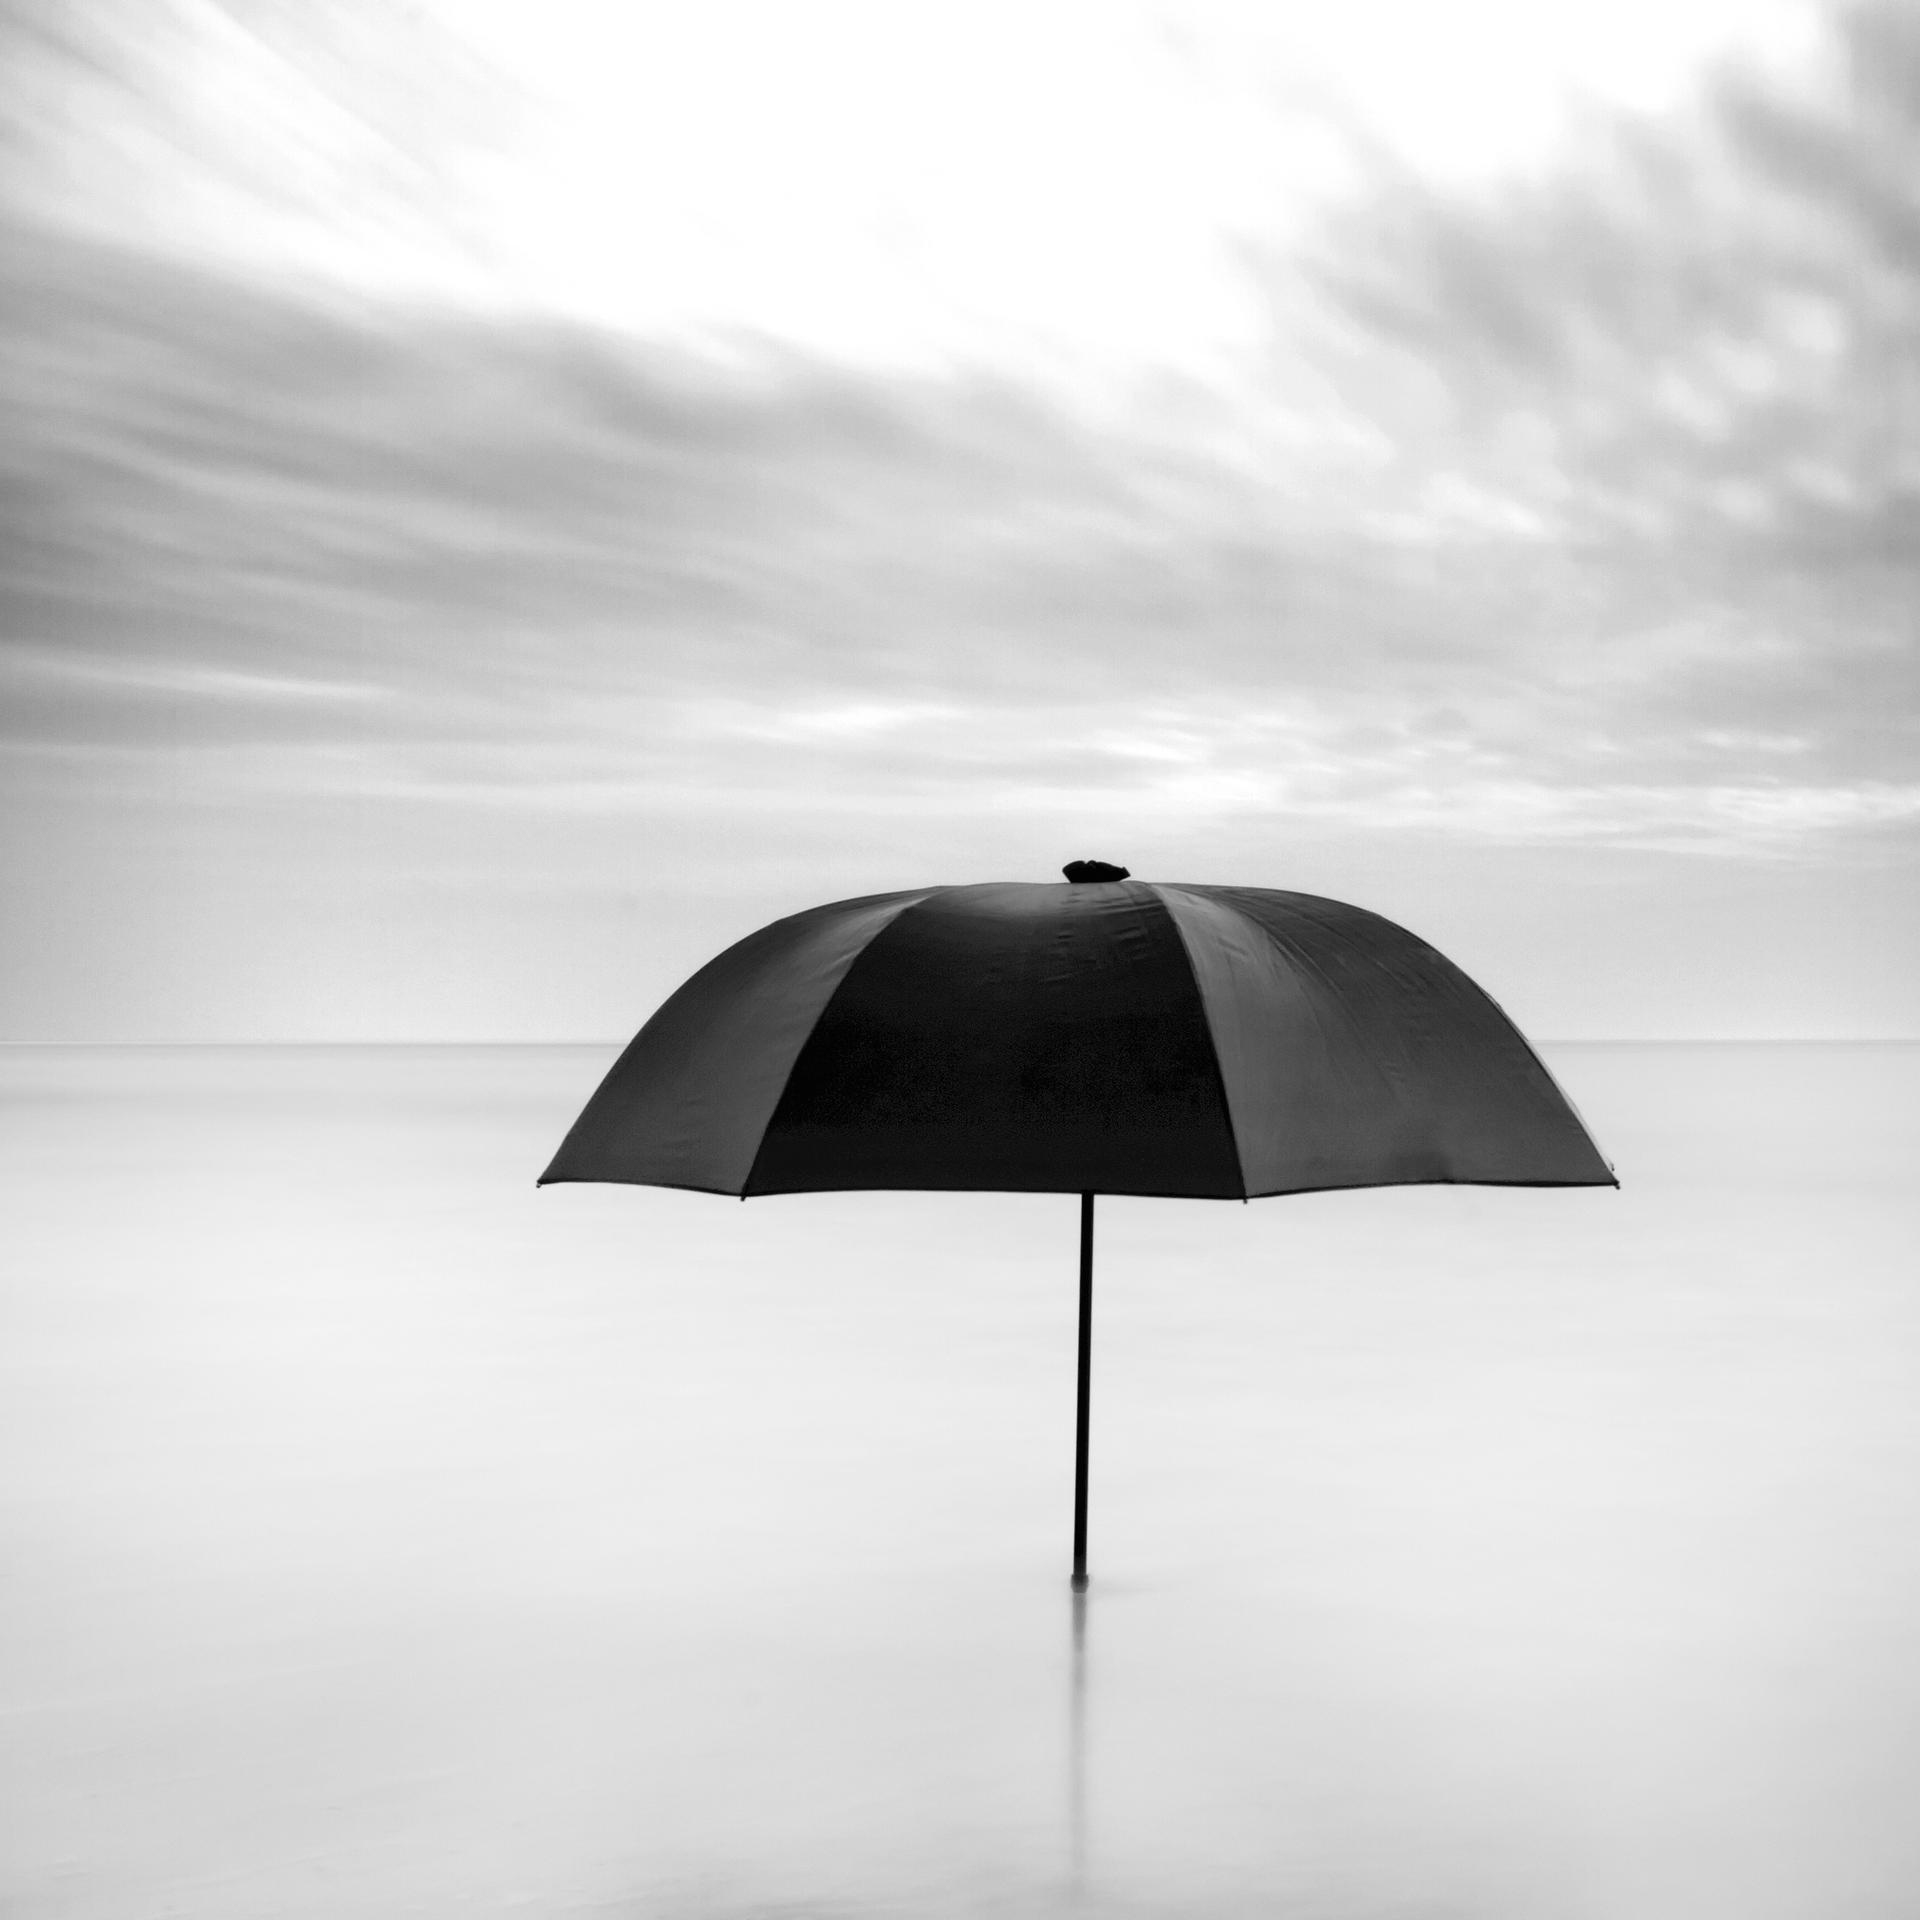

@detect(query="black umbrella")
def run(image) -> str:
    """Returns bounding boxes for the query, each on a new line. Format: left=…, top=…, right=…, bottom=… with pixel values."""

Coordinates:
left=540, top=863, right=1615, bottom=1586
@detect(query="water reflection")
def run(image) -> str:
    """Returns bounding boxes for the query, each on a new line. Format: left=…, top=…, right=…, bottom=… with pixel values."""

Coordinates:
left=1070, top=1584, right=1088, bottom=1897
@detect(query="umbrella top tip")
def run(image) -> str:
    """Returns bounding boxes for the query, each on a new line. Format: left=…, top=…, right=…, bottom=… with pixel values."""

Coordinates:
left=1063, top=859, right=1130, bottom=884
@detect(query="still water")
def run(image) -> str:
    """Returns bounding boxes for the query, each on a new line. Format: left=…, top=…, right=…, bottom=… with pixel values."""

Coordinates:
left=4, top=1043, right=1918, bottom=1918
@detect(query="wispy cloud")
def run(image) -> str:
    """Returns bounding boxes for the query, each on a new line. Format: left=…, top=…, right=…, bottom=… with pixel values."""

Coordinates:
left=2, top=0, right=1915, bottom=1034
left=5, top=142, right=1913, bottom=856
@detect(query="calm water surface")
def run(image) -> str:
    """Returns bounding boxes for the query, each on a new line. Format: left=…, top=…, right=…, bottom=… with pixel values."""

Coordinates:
left=4, top=1043, right=1919, bottom=1918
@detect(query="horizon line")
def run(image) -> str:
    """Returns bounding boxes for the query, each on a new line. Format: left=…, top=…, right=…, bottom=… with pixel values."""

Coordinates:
left=4, top=1036, right=1919, bottom=1050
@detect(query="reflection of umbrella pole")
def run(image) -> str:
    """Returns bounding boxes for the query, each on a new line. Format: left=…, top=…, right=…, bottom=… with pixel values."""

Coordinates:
left=1071, top=1191, right=1094, bottom=1591
left=1069, top=1585, right=1088, bottom=1890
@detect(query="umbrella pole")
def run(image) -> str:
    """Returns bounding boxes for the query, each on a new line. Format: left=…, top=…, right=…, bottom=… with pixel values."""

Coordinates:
left=1071, top=1191, right=1094, bottom=1591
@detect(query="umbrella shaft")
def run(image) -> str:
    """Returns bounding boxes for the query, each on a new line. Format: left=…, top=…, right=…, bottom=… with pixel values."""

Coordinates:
left=1072, top=1191, right=1094, bottom=1589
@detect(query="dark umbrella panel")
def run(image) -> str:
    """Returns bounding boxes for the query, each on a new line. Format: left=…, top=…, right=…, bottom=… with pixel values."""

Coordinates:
left=540, top=870, right=1616, bottom=1586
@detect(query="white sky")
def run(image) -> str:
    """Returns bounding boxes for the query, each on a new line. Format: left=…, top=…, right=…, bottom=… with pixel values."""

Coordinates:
left=142, top=0, right=1827, bottom=380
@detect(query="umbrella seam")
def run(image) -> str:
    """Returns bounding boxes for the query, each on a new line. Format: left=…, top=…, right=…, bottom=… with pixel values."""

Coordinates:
left=1141, top=882, right=1250, bottom=1201
left=1156, top=885, right=1618, bottom=1191
left=737, top=884, right=954, bottom=1198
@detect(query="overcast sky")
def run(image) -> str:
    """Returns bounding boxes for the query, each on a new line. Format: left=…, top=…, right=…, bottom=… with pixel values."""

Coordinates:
left=4, top=0, right=1916, bottom=1040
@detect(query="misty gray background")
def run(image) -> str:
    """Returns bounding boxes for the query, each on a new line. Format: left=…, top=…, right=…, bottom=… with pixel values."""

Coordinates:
left=7, top=7, right=1920, bottom=1917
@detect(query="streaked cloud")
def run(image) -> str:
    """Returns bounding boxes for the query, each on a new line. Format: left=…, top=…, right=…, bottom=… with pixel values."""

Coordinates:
left=2, top=0, right=1915, bottom=1036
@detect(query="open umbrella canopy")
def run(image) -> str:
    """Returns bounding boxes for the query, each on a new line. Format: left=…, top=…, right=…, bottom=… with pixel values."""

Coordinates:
left=542, top=864, right=1615, bottom=1587
left=539, top=871, right=1615, bottom=1199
